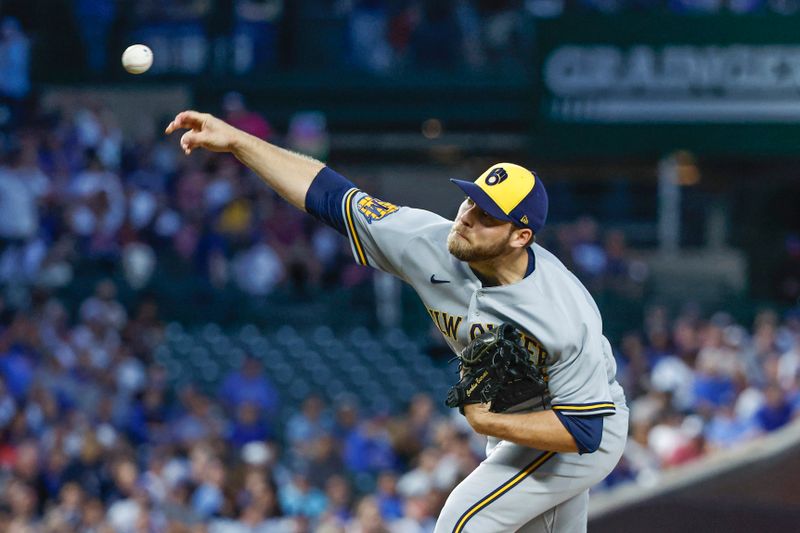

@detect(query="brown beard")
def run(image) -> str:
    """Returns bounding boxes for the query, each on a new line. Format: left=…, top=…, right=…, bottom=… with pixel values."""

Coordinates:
left=447, top=225, right=513, bottom=262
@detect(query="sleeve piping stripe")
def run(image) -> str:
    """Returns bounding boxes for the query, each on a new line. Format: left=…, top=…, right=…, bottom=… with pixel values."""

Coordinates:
left=554, top=409, right=616, bottom=417
left=343, top=188, right=367, bottom=266
left=552, top=403, right=616, bottom=412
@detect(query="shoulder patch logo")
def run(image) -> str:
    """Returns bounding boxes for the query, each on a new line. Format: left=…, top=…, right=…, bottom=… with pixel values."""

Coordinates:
left=357, top=196, right=399, bottom=224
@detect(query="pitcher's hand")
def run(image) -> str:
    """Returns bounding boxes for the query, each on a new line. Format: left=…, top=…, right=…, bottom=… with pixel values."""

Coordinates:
left=165, top=111, right=244, bottom=155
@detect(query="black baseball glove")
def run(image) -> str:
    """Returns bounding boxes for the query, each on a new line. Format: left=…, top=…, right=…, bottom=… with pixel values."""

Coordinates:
left=445, top=323, right=547, bottom=413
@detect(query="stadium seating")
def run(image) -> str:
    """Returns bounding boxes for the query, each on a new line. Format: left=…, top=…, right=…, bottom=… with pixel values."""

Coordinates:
left=159, top=322, right=455, bottom=421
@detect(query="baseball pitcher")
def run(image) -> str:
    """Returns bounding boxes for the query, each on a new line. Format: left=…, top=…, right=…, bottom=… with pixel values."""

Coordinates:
left=166, top=111, right=628, bottom=532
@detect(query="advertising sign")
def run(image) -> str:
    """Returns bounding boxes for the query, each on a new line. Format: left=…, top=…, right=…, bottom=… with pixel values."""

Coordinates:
left=534, top=16, right=800, bottom=156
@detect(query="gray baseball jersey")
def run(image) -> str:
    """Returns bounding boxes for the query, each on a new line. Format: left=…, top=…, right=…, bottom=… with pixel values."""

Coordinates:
left=341, top=189, right=628, bottom=532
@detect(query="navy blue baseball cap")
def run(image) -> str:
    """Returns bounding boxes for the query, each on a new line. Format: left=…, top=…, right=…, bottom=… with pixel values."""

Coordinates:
left=451, top=163, right=548, bottom=233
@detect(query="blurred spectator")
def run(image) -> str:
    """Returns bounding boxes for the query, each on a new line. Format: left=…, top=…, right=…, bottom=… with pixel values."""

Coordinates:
left=80, top=279, right=127, bottom=331
left=0, top=317, right=37, bottom=401
left=647, top=411, right=704, bottom=467
left=191, top=456, right=226, bottom=518
left=389, top=393, right=441, bottom=463
left=348, top=0, right=393, bottom=73
left=42, top=482, right=84, bottom=530
left=286, top=111, right=330, bottom=162
left=122, top=241, right=157, bottom=289
left=306, top=435, right=345, bottom=488
left=124, top=297, right=165, bottom=358
left=392, top=493, right=439, bottom=532
left=693, top=319, right=743, bottom=411
left=127, top=387, right=168, bottom=445
left=222, top=91, right=274, bottom=141
left=650, top=350, right=695, bottom=412
left=5, top=479, right=40, bottom=530
left=374, top=470, right=403, bottom=521
left=603, top=229, right=647, bottom=298
left=333, top=396, right=361, bottom=441
left=106, top=457, right=139, bottom=505
left=6, top=440, right=47, bottom=513
left=73, top=0, right=116, bottom=72
left=279, top=470, right=327, bottom=519
left=0, top=149, right=45, bottom=285
left=432, top=423, right=478, bottom=489
left=344, top=417, right=398, bottom=476
left=81, top=497, right=108, bottom=531
left=348, top=495, right=389, bottom=533
left=396, top=448, right=439, bottom=498
left=312, top=225, right=346, bottom=287
left=0, top=17, right=30, bottom=125
left=229, top=401, right=274, bottom=447
left=231, top=239, right=285, bottom=295
left=219, top=356, right=279, bottom=418
left=62, top=434, right=109, bottom=500
left=68, top=149, right=126, bottom=255
left=778, top=309, right=800, bottom=389
left=322, top=474, right=354, bottom=524
left=0, top=146, right=43, bottom=240
left=286, top=394, right=334, bottom=464
left=704, top=404, right=757, bottom=451
left=73, top=104, right=123, bottom=169
left=570, top=216, right=607, bottom=286
left=754, top=383, right=793, bottom=432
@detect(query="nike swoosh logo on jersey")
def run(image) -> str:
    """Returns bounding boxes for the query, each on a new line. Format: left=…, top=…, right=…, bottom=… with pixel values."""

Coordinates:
left=430, top=275, right=450, bottom=284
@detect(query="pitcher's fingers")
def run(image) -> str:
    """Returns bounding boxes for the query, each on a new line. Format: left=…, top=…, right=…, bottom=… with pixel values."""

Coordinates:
left=165, top=112, right=191, bottom=134
left=165, top=110, right=204, bottom=134
left=180, top=130, right=204, bottom=154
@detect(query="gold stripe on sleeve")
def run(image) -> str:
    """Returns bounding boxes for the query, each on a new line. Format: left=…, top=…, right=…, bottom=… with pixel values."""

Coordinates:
left=344, top=188, right=367, bottom=265
left=552, top=403, right=616, bottom=412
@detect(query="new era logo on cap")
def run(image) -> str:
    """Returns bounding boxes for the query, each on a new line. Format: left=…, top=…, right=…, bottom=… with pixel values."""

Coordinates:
left=450, top=163, right=549, bottom=233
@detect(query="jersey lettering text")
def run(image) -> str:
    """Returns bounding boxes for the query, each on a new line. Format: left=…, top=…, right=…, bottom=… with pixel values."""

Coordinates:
left=427, top=307, right=464, bottom=342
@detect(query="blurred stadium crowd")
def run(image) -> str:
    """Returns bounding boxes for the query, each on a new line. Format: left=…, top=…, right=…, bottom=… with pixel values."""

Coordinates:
left=1, top=3, right=800, bottom=533
left=0, top=93, right=798, bottom=532
left=2, top=271, right=799, bottom=532
left=4, top=0, right=800, bottom=84
left=0, top=84, right=651, bottom=310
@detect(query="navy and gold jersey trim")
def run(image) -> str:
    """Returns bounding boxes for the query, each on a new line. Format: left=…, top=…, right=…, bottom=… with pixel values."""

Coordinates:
left=551, top=402, right=616, bottom=416
left=343, top=188, right=368, bottom=266
left=452, top=451, right=556, bottom=533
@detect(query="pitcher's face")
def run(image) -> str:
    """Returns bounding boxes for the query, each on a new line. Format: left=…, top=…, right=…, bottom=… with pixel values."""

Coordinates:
left=447, top=198, right=516, bottom=262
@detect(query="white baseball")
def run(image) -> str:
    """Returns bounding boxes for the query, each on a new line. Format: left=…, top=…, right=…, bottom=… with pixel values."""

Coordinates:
left=121, top=44, right=153, bottom=74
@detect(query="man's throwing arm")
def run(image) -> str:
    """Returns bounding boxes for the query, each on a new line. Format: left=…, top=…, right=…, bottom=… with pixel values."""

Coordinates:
left=165, top=110, right=325, bottom=211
